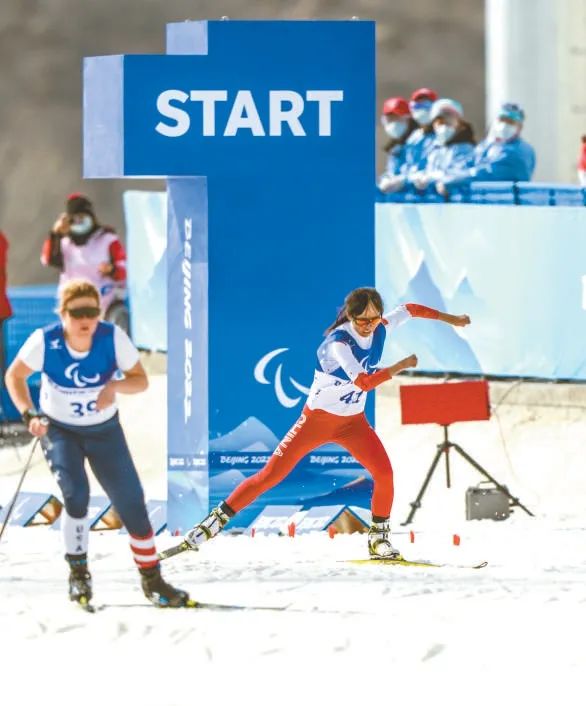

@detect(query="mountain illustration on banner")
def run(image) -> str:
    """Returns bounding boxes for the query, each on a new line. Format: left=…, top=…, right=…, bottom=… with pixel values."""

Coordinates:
left=209, top=416, right=355, bottom=456
left=211, top=466, right=368, bottom=529
left=209, top=416, right=280, bottom=452
left=167, top=470, right=208, bottom=533
left=209, top=468, right=248, bottom=494
left=396, top=259, right=481, bottom=373
left=299, top=475, right=373, bottom=510
left=448, top=272, right=486, bottom=319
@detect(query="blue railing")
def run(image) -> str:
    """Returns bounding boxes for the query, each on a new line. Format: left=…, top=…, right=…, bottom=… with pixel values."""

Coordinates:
left=1, top=285, right=58, bottom=422
left=376, top=182, right=586, bottom=206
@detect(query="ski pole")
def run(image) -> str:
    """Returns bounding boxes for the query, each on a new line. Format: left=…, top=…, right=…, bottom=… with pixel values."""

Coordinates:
left=0, top=436, right=41, bottom=543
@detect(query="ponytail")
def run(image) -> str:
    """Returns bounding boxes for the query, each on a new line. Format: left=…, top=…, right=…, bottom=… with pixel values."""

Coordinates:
left=324, top=306, right=349, bottom=336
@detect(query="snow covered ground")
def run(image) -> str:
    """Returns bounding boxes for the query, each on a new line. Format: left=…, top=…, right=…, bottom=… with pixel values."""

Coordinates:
left=1, top=521, right=585, bottom=705
left=1, top=375, right=586, bottom=704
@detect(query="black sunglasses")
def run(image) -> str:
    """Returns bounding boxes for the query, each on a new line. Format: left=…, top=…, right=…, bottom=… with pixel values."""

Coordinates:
left=67, top=306, right=101, bottom=319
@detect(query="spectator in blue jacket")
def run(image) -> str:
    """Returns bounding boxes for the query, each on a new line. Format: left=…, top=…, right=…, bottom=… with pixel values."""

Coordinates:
left=404, top=87, right=439, bottom=174
left=379, top=89, right=438, bottom=193
left=436, top=102, right=536, bottom=196
left=409, top=98, right=476, bottom=193
left=378, top=97, right=417, bottom=192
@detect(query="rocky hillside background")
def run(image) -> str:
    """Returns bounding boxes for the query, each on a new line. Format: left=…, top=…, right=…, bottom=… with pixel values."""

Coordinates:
left=0, top=0, right=484, bottom=285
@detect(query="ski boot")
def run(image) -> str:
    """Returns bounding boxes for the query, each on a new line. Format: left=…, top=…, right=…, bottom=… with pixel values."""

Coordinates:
left=139, top=564, right=193, bottom=608
left=184, top=504, right=231, bottom=550
left=66, top=553, right=93, bottom=607
left=368, top=521, right=402, bottom=560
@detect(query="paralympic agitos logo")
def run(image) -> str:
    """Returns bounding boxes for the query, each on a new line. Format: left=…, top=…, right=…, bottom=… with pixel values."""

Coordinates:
left=64, top=363, right=100, bottom=388
left=254, top=348, right=310, bottom=408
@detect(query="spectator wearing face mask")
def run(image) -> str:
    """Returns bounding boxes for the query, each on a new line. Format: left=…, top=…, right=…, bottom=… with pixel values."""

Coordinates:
left=377, top=97, right=417, bottom=193
left=435, top=102, right=536, bottom=196
left=578, top=135, right=586, bottom=187
left=41, top=193, right=129, bottom=331
left=409, top=98, right=476, bottom=193
left=380, top=88, right=439, bottom=194
left=403, top=88, right=439, bottom=173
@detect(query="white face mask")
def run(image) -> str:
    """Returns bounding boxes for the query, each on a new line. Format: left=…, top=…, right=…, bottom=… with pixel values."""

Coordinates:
left=383, top=120, right=408, bottom=140
left=434, top=123, right=456, bottom=145
left=69, top=215, right=94, bottom=236
left=411, top=107, right=432, bottom=126
left=492, top=120, right=519, bottom=142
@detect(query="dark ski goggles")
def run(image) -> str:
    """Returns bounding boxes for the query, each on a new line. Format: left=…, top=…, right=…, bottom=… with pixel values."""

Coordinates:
left=67, top=306, right=101, bottom=319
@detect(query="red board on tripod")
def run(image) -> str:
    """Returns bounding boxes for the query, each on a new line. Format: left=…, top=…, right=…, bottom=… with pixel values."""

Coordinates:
left=400, top=380, right=490, bottom=426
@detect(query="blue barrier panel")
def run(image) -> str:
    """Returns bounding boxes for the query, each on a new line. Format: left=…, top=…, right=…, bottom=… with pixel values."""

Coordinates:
left=377, top=182, right=585, bottom=207
left=469, top=181, right=516, bottom=205
left=4, top=285, right=58, bottom=353
left=516, top=182, right=586, bottom=207
left=551, top=186, right=585, bottom=207
left=376, top=202, right=586, bottom=379
left=1, top=285, right=58, bottom=421
left=516, top=182, right=555, bottom=206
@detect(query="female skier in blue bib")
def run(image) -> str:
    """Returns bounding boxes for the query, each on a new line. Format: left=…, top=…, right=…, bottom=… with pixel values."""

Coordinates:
left=5, top=279, right=191, bottom=607
left=182, top=287, right=470, bottom=559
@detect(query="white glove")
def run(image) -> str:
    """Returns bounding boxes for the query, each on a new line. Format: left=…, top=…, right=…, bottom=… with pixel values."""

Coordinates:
left=378, top=174, right=406, bottom=193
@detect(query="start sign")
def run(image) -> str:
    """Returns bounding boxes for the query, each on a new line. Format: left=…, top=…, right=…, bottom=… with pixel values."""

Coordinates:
left=83, top=19, right=375, bottom=532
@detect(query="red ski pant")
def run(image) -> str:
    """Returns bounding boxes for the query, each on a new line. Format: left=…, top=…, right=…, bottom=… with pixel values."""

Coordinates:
left=226, top=406, right=394, bottom=519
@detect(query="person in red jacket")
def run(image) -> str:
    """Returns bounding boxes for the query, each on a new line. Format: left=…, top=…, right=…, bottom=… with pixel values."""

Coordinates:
left=578, top=135, right=586, bottom=186
left=41, top=193, right=129, bottom=331
left=0, top=230, right=14, bottom=388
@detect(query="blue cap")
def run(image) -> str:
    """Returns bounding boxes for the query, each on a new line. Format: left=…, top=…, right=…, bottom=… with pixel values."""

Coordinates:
left=498, top=102, right=525, bottom=122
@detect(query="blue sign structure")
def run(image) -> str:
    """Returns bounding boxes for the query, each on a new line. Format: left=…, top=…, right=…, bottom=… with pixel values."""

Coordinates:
left=84, top=20, right=376, bottom=532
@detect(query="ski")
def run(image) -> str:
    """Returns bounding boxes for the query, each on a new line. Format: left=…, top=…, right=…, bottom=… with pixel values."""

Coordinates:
left=344, top=558, right=488, bottom=569
left=91, top=600, right=288, bottom=612
left=158, top=540, right=487, bottom=570
left=187, top=600, right=287, bottom=612
left=158, top=540, right=192, bottom=561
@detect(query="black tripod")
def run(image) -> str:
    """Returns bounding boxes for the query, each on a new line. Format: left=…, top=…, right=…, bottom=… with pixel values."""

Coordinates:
left=401, top=424, right=533, bottom=525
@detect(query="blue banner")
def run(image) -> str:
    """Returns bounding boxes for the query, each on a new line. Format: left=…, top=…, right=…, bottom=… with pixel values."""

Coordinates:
left=376, top=203, right=586, bottom=379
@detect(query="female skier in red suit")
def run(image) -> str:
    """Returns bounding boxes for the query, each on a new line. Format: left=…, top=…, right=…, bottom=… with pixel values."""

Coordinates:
left=184, top=287, right=470, bottom=559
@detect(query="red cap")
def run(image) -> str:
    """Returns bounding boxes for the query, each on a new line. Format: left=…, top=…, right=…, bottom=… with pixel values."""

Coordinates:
left=382, top=97, right=410, bottom=117
left=410, top=87, right=438, bottom=103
